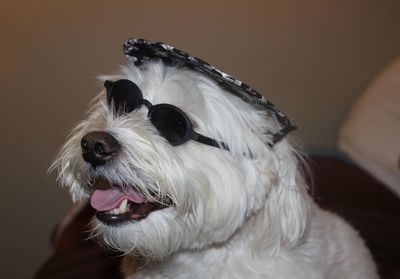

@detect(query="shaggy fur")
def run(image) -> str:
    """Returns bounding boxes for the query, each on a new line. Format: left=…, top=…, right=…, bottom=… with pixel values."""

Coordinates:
left=53, top=62, right=378, bottom=278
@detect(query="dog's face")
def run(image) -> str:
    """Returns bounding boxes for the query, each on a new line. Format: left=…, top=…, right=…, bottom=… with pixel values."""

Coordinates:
left=54, top=62, right=308, bottom=260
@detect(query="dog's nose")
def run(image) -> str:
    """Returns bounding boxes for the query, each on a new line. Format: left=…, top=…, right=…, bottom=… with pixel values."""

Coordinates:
left=81, top=131, right=120, bottom=167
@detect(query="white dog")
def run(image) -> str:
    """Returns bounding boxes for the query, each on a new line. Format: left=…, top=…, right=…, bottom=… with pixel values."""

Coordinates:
left=54, top=39, right=378, bottom=279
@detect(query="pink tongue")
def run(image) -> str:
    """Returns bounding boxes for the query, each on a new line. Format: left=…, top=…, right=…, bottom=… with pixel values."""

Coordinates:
left=90, top=188, right=146, bottom=211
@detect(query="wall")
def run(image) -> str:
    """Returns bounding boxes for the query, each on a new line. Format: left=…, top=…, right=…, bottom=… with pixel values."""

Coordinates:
left=1, top=1, right=399, bottom=278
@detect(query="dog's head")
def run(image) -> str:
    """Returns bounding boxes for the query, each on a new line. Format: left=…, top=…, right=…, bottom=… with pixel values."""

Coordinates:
left=54, top=45, right=309, bottom=260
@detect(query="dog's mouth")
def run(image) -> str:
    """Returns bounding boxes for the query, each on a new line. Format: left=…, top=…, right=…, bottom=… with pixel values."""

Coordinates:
left=90, top=177, right=172, bottom=226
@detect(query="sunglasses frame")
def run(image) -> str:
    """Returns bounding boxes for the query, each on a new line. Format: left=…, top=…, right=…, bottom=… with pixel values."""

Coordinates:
left=105, top=79, right=229, bottom=151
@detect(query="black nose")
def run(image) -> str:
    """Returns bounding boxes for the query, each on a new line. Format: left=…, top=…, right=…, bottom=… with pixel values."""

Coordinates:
left=81, top=131, right=120, bottom=167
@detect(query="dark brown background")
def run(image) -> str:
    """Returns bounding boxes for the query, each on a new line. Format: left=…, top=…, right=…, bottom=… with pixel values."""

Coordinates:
left=1, top=1, right=400, bottom=278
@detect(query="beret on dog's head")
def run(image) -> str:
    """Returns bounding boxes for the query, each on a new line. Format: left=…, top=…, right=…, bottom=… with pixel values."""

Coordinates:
left=123, top=38, right=296, bottom=147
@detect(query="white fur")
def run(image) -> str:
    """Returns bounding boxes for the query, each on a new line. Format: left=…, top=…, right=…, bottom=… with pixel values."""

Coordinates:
left=54, top=62, right=378, bottom=278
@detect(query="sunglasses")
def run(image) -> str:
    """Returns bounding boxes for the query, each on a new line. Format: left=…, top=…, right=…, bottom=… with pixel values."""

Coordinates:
left=104, top=79, right=229, bottom=150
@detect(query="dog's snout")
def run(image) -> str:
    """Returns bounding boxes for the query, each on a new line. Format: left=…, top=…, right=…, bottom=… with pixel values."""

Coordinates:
left=81, top=131, right=120, bottom=167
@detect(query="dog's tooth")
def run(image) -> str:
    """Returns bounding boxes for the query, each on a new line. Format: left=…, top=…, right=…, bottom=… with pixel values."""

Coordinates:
left=120, top=199, right=128, bottom=213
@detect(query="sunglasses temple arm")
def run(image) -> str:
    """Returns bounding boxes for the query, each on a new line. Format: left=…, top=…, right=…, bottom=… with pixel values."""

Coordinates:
left=195, top=134, right=230, bottom=151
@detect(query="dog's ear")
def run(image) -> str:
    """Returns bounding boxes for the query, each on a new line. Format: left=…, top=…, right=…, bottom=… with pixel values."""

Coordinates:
left=265, top=143, right=310, bottom=250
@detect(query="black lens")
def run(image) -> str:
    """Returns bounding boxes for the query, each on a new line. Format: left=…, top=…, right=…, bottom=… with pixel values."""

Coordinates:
left=150, top=106, right=189, bottom=145
left=105, top=79, right=143, bottom=114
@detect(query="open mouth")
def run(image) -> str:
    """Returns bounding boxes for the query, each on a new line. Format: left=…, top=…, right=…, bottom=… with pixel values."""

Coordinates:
left=90, top=177, right=172, bottom=226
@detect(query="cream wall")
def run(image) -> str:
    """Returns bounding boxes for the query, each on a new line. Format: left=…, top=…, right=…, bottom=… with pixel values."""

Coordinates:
left=1, top=1, right=400, bottom=278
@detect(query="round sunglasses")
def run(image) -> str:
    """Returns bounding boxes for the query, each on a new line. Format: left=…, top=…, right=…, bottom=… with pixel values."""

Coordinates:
left=104, top=79, right=229, bottom=150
